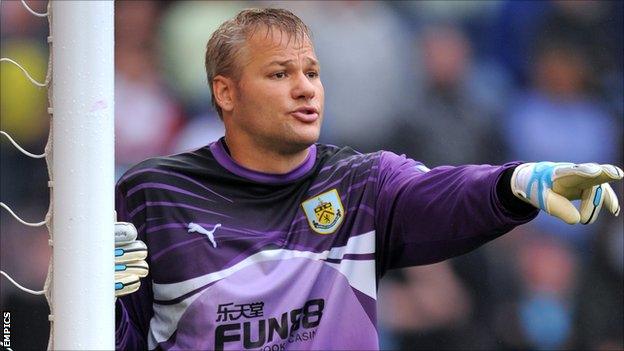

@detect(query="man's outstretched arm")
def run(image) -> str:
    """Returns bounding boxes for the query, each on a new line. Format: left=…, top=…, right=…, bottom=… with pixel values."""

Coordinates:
left=374, top=152, right=622, bottom=274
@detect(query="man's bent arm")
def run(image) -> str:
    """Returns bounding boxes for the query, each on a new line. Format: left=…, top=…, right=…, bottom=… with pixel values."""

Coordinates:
left=375, top=152, right=538, bottom=274
left=115, top=185, right=153, bottom=350
left=116, top=280, right=153, bottom=350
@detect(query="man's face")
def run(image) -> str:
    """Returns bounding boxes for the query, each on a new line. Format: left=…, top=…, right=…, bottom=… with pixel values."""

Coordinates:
left=227, top=28, right=324, bottom=154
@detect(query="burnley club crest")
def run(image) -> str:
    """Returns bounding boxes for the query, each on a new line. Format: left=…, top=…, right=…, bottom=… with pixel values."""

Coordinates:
left=301, top=189, right=345, bottom=234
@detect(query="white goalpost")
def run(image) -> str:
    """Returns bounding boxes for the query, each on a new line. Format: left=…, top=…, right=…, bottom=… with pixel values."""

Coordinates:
left=50, top=1, right=115, bottom=349
left=1, top=0, right=115, bottom=349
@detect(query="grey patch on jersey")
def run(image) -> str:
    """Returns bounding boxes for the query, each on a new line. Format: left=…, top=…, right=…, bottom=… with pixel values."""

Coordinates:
left=147, top=293, right=202, bottom=349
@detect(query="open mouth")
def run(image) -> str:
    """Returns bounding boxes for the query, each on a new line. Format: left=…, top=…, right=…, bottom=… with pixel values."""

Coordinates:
left=290, top=107, right=319, bottom=123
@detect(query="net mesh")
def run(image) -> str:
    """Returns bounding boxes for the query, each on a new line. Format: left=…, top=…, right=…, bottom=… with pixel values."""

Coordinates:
left=0, top=1, right=54, bottom=349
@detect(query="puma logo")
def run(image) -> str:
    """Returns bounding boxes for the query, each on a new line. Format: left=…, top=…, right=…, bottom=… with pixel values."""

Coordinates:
left=187, top=222, right=221, bottom=248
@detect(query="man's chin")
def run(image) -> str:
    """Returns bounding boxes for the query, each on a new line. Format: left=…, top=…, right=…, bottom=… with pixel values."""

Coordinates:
left=279, top=131, right=320, bottom=155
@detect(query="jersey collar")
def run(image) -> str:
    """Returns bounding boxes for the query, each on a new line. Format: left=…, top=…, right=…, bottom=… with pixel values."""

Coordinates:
left=209, top=138, right=317, bottom=184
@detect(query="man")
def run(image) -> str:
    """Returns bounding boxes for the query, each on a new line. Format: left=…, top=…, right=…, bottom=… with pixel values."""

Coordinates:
left=114, top=8, right=622, bottom=350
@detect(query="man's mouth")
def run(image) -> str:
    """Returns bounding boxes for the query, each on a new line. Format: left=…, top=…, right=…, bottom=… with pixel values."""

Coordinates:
left=290, top=106, right=319, bottom=123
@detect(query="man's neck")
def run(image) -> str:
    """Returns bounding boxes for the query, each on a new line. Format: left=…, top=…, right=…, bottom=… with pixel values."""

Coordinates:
left=223, top=134, right=311, bottom=174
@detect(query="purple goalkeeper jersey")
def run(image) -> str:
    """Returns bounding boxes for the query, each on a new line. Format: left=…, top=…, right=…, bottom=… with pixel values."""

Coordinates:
left=115, top=139, right=536, bottom=350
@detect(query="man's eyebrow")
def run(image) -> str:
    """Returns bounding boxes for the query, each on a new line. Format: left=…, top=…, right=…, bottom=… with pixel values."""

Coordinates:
left=267, top=59, right=294, bottom=67
left=305, top=57, right=319, bottom=66
left=266, top=57, right=319, bottom=67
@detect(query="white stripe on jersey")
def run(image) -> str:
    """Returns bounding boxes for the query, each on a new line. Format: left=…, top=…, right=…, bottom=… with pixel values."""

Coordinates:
left=153, top=230, right=376, bottom=301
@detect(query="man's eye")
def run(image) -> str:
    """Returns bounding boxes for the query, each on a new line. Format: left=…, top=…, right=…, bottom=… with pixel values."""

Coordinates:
left=306, top=71, right=319, bottom=78
left=273, top=72, right=286, bottom=79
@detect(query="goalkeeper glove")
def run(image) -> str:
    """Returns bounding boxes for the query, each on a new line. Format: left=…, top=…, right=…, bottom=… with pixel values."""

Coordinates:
left=511, top=162, right=622, bottom=225
left=115, top=222, right=148, bottom=297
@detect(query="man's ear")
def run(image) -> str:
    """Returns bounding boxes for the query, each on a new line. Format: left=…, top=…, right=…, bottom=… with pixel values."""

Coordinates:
left=212, top=75, right=236, bottom=113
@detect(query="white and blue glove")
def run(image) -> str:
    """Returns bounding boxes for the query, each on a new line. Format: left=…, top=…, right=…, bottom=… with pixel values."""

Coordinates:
left=115, top=222, right=148, bottom=297
left=511, top=162, right=622, bottom=225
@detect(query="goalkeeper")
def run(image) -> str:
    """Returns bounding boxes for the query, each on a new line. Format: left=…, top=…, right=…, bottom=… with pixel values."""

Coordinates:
left=114, top=8, right=622, bottom=351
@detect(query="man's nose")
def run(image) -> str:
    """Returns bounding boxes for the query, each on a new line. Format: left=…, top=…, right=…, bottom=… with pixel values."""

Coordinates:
left=291, top=72, right=315, bottom=100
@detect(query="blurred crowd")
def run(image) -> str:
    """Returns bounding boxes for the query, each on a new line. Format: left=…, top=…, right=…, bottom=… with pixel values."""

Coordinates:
left=1, top=1, right=622, bottom=350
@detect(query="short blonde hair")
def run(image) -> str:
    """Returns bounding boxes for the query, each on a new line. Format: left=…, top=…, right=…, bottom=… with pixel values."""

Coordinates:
left=204, top=8, right=312, bottom=119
